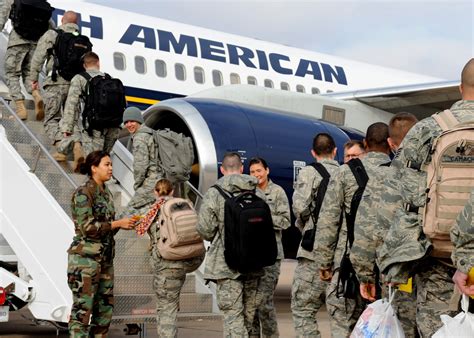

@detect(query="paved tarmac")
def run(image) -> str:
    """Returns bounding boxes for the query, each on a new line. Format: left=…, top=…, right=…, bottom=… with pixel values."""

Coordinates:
left=0, top=260, right=332, bottom=337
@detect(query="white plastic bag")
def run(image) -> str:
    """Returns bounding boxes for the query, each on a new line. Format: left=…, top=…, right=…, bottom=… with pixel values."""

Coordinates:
left=350, top=287, right=405, bottom=338
left=432, top=294, right=474, bottom=338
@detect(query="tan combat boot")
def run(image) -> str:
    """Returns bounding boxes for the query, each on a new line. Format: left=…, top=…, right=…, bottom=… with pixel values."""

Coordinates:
left=52, top=152, right=67, bottom=162
left=73, top=142, right=85, bottom=173
left=15, top=100, right=27, bottom=120
left=31, top=89, right=44, bottom=121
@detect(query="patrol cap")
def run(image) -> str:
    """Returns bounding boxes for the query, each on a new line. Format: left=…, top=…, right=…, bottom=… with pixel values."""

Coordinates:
left=123, top=106, right=144, bottom=124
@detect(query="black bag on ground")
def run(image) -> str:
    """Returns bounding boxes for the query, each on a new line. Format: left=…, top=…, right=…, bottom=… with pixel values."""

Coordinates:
left=336, top=158, right=368, bottom=299
left=213, top=185, right=277, bottom=274
left=9, top=0, right=53, bottom=41
left=301, top=162, right=331, bottom=252
left=50, top=30, right=92, bottom=81
left=81, top=72, right=126, bottom=133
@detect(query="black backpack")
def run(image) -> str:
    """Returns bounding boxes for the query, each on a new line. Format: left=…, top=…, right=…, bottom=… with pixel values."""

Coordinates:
left=50, top=30, right=92, bottom=81
left=9, top=0, right=53, bottom=41
left=81, top=73, right=127, bottom=134
left=300, top=162, right=331, bottom=252
left=213, top=185, right=277, bottom=274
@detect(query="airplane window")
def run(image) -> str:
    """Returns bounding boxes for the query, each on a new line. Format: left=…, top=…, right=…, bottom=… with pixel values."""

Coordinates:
left=230, top=73, right=241, bottom=84
left=247, top=76, right=257, bottom=85
left=134, top=56, right=146, bottom=74
left=113, top=52, right=125, bottom=71
left=296, top=85, right=306, bottom=93
left=280, top=82, right=290, bottom=91
left=194, top=66, right=205, bottom=84
left=312, top=87, right=320, bottom=94
left=155, top=59, right=167, bottom=78
left=264, top=79, right=274, bottom=88
left=212, top=70, right=223, bottom=86
left=175, top=63, right=186, bottom=81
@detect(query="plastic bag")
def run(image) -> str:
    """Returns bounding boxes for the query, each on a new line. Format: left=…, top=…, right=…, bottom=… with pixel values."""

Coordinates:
left=351, top=287, right=405, bottom=338
left=432, top=294, right=474, bottom=338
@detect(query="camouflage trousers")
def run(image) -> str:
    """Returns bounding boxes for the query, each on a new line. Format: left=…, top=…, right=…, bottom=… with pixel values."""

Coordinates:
left=325, top=270, right=365, bottom=338
left=250, top=260, right=281, bottom=337
left=67, top=254, right=114, bottom=338
left=81, top=127, right=121, bottom=158
left=4, top=44, right=34, bottom=101
left=291, top=258, right=328, bottom=338
left=216, top=275, right=260, bottom=338
left=414, top=258, right=458, bottom=338
left=42, top=84, right=70, bottom=145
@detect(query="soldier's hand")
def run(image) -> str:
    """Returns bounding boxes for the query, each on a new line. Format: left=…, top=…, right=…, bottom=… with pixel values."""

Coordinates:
left=112, top=218, right=136, bottom=230
left=453, top=270, right=474, bottom=296
left=360, top=282, right=377, bottom=301
left=31, top=81, right=39, bottom=90
left=319, top=267, right=333, bottom=281
left=63, top=132, right=72, bottom=138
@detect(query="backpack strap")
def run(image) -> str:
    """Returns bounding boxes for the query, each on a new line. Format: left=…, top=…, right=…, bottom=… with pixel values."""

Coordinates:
left=212, top=185, right=232, bottom=200
left=49, top=28, right=62, bottom=82
left=433, top=109, right=459, bottom=132
left=308, top=162, right=331, bottom=227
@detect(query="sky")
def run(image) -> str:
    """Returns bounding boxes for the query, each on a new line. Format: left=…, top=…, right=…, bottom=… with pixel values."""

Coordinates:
left=88, top=0, right=473, bottom=81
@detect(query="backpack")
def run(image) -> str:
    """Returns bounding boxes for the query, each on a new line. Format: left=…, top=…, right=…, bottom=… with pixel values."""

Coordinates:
left=81, top=72, right=127, bottom=134
left=337, top=158, right=368, bottom=299
left=152, top=129, right=194, bottom=183
left=421, top=110, right=474, bottom=258
left=213, top=185, right=277, bottom=274
left=9, top=0, right=53, bottom=41
left=300, top=162, right=331, bottom=252
left=156, top=198, right=205, bottom=261
left=50, top=30, right=92, bottom=81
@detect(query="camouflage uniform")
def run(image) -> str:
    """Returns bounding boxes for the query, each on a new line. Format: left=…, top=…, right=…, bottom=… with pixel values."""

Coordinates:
left=60, top=69, right=120, bottom=156
left=27, top=23, right=80, bottom=145
left=197, top=174, right=263, bottom=337
left=122, top=125, right=162, bottom=217
left=316, top=152, right=392, bottom=337
left=290, top=159, right=339, bottom=338
left=377, top=100, right=474, bottom=337
left=451, top=189, right=474, bottom=274
left=0, top=0, right=35, bottom=100
left=147, top=196, right=205, bottom=337
left=250, top=179, right=291, bottom=337
left=67, top=179, right=117, bottom=337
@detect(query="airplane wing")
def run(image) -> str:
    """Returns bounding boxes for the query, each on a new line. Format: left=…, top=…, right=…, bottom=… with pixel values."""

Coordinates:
left=323, top=80, right=460, bottom=120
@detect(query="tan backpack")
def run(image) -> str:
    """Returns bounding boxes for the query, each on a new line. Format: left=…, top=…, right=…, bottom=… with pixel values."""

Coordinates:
left=156, top=198, right=205, bottom=260
left=421, top=110, right=474, bottom=258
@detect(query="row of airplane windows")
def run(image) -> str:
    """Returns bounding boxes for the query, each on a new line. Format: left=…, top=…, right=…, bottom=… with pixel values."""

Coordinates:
left=113, top=52, right=334, bottom=94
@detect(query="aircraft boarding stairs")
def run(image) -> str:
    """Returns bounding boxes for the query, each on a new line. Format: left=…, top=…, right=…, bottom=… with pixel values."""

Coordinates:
left=0, top=94, right=218, bottom=328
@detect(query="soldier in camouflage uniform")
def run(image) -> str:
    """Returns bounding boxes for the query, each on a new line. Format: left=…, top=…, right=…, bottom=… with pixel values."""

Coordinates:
left=0, top=0, right=45, bottom=120
left=248, top=157, right=291, bottom=337
left=350, top=113, right=418, bottom=337
left=28, top=11, right=83, bottom=162
left=121, top=106, right=163, bottom=218
left=68, top=150, right=134, bottom=337
left=377, top=59, right=474, bottom=337
left=197, top=152, right=263, bottom=337
left=60, top=52, right=121, bottom=164
left=315, top=123, right=391, bottom=337
left=291, top=133, right=339, bottom=338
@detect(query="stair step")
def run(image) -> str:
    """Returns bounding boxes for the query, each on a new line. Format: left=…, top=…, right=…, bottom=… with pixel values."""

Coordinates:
left=115, top=274, right=196, bottom=295
left=111, top=312, right=222, bottom=325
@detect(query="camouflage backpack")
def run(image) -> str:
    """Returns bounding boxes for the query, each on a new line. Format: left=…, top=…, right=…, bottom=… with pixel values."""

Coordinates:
left=421, top=110, right=474, bottom=258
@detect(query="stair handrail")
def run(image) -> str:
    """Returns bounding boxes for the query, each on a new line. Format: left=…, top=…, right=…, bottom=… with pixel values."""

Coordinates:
left=0, top=97, right=77, bottom=189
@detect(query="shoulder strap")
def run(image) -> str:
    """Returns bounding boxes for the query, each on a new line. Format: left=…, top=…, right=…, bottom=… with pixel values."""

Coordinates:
left=347, top=158, right=368, bottom=189
left=212, top=185, right=232, bottom=200
left=80, top=71, right=92, bottom=81
left=308, top=162, right=331, bottom=225
left=433, top=109, right=459, bottom=132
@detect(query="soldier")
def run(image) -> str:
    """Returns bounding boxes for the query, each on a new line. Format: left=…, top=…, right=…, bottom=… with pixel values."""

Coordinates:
left=67, top=150, right=134, bottom=337
left=27, top=10, right=83, bottom=161
left=343, top=140, right=365, bottom=163
left=248, top=157, right=291, bottom=338
left=350, top=112, right=418, bottom=337
left=121, top=106, right=162, bottom=217
left=0, top=0, right=47, bottom=120
left=291, top=133, right=339, bottom=337
left=197, top=152, right=262, bottom=337
left=316, top=123, right=391, bottom=337
left=377, top=58, right=474, bottom=337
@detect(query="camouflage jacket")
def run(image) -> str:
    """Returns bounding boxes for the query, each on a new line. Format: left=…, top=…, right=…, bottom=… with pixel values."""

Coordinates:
left=197, top=174, right=263, bottom=280
left=61, top=68, right=103, bottom=134
left=259, top=179, right=291, bottom=260
left=292, top=159, right=339, bottom=261
left=68, top=179, right=117, bottom=263
left=28, top=23, right=80, bottom=87
left=316, top=152, right=391, bottom=270
left=451, top=189, right=474, bottom=274
left=130, top=125, right=161, bottom=191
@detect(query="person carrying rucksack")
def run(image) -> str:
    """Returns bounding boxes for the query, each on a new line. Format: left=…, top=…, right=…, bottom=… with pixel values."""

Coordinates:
left=60, top=51, right=126, bottom=172
left=0, top=0, right=53, bottom=120
left=28, top=10, right=91, bottom=162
